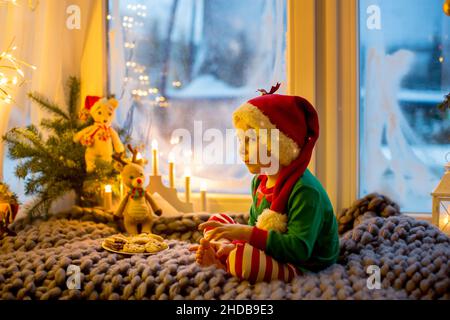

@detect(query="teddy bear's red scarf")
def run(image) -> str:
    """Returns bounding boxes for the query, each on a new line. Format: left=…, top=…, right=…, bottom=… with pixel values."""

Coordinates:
left=80, top=124, right=112, bottom=146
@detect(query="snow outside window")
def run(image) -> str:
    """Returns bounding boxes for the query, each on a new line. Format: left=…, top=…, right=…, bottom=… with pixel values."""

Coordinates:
left=107, top=0, right=286, bottom=194
left=359, top=0, right=450, bottom=213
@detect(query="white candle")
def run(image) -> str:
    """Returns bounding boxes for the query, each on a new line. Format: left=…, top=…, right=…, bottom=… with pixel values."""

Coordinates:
left=168, top=152, right=175, bottom=188
left=200, top=180, right=207, bottom=212
left=104, top=184, right=113, bottom=211
left=184, top=167, right=191, bottom=203
left=151, top=139, right=158, bottom=175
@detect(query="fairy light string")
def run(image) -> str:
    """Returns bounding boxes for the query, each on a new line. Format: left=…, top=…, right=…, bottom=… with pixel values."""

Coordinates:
left=0, top=40, right=36, bottom=104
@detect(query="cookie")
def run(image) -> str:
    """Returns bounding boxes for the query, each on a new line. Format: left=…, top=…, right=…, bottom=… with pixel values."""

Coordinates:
left=103, top=234, right=129, bottom=251
left=130, top=235, right=149, bottom=245
left=123, top=243, right=145, bottom=253
left=146, top=233, right=164, bottom=242
left=144, top=238, right=168, bottom=253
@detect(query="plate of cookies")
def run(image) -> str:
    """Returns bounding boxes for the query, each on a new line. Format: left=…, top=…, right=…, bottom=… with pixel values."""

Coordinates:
left=102, top=233, right=169, bottom=255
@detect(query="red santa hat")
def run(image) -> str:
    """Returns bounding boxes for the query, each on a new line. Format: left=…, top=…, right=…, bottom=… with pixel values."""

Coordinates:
left=79, top=95, right=101, bottom=120
left=232, top=87, right=319, bottom=233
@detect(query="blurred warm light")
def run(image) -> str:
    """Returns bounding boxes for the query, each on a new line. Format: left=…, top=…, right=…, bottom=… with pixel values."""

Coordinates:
left=104, top=184, right=112, bottom=193
left=0, top=41, right=36, bottom=105
left=200, top=181, right=207, bottom=191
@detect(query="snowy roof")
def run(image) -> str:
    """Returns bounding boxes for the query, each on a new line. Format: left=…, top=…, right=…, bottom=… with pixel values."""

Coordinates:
left=167, top=75, right=256, bottom=99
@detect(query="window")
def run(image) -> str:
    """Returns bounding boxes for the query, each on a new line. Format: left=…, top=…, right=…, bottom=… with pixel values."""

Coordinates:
left=107, top=0, right=286, bottom=194
left=359, top=0, right=450, bottom=213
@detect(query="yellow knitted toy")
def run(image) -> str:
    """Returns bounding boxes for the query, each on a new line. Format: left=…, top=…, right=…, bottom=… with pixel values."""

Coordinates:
left=73, top=96, right=125, bottom=173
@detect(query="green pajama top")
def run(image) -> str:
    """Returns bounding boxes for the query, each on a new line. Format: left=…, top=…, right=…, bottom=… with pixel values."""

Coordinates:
left=248, top=169, right=340, bottom=272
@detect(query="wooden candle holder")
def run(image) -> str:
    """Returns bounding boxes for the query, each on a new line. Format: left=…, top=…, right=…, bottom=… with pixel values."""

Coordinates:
left=146, top=175, right=194, bottom=213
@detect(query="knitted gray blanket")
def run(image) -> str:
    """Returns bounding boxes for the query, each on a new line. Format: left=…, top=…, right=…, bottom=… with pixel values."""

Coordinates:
left=0, top=205, right=449, bottom=300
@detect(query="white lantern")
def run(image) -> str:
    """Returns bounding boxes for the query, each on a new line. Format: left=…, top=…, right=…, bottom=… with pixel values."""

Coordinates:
left=431, top=161, right=450, bottom=234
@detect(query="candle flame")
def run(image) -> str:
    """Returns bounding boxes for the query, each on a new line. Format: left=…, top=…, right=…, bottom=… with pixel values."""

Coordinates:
left=200, top=181, right=207, bottom=191
left=184, top=167, right=191, bottom=177
left=104, top=184, right=112, bottom=193
left=168, top=152, right=175, bottom=163
left=151, top=139, right=158, bottom=150
left=136, top=152, right=143, bottom=161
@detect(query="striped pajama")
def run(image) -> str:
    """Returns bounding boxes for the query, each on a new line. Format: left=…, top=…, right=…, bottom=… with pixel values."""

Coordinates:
left=204, top=213, right=298, bottom=283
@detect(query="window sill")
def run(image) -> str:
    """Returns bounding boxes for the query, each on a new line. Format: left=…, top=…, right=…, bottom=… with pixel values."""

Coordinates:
left=189, top=192, right=433, bottom=222
left=186, top=192, right=252, bottom=214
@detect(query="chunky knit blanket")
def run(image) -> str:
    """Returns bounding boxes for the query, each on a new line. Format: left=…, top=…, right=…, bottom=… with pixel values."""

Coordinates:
left=0, top=194, right=449, bottom=300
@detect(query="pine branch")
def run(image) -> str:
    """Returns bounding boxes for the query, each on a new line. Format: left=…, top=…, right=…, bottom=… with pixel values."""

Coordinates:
left=28, top=92, right=70, bottom=121
left=40, top=118, right=67, bottom=135
left=5, top=127, right=53, bottom=160
left=66, top=76, right=80, bottom=121
left=25, top=196, right=51, bottom=219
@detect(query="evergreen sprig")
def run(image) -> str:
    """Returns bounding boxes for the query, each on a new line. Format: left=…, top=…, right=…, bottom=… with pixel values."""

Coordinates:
left=2, top=77, right=120, bottom=219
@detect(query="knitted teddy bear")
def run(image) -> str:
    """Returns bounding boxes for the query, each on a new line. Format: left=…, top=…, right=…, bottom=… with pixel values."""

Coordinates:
left=73, top=96, right=125, bottom=173
left=113, top=145, right=162, bottom=235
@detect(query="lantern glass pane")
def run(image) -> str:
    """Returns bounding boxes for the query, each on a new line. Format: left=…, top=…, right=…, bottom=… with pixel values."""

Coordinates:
left=439, top=200, right=450, bottom=233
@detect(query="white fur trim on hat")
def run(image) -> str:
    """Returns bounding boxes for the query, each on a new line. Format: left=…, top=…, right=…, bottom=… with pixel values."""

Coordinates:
left=233, top=102, right=300, bottom=166
left=256, top=208, right=288, bottom=233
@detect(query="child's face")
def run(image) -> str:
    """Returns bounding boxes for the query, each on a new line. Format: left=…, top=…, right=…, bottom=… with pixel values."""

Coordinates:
left=235, top=122, right=277, bottom=175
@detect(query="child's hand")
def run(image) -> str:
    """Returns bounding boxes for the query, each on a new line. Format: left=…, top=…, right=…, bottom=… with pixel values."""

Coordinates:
left=188, top=241, right=235, bottom=258
left=199, top=221, right=253, bottom=242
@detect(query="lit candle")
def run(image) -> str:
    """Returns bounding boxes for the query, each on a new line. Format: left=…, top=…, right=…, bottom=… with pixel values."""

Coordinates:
left=104, top=184, right=113, bottom=211
left=151, top=139, right=158, bottom=175
left=119, top=176, right=124, bottom=199
left=200, top=180, right=207, bottom=212
left=184, top=167, right=191, bottom=203
left=168, top=152, right=175, bottom=188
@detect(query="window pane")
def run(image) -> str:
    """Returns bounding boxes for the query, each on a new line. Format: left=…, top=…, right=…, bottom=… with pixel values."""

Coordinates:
left=359, top=0, right=450, bottom=212
left=107, top=0, right=286, bottom=193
